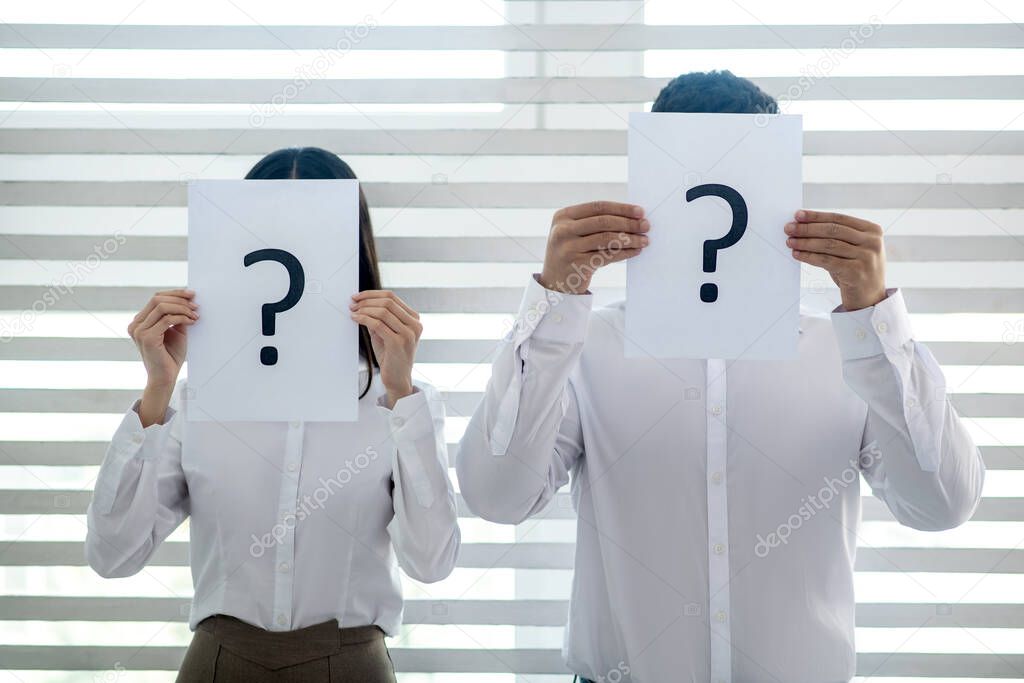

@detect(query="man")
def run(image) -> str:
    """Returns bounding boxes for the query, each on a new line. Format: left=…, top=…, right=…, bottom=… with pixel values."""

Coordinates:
left=456, top=71, right=983, bottom=683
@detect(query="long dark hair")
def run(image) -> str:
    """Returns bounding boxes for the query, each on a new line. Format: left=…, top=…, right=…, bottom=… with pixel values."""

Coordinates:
left=245, top=147, right=382, bottom=399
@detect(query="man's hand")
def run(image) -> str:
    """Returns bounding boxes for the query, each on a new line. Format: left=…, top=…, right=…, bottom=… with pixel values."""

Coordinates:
left=786, top=209, right=888, bottom=311
left=539, top=201, right=650, bottom=294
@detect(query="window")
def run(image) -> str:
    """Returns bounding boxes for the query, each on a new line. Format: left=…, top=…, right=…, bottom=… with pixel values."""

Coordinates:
left=1, top=0, right=1022, bottom=680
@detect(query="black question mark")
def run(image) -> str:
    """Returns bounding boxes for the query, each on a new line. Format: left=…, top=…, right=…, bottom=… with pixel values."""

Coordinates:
left=243, top=248, right=305, bottom=366
left=685, top=184, right=748, bottom=303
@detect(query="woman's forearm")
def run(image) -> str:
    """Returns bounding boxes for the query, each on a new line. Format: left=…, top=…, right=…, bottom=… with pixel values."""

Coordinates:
left=139, top=381, right=175, bottom=427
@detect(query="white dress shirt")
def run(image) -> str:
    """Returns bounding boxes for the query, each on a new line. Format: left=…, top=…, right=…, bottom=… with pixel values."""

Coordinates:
left=457, top=276, right=984, bottom=683
left=86, top=369, right=460, bottom=635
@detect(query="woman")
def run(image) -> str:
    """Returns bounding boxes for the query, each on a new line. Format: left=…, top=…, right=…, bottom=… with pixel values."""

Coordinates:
left=85, top=147, right=461, bottom=682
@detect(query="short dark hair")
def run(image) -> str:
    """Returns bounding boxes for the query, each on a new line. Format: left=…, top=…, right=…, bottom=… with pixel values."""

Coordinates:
left=652, top=70, right=778, bottom=115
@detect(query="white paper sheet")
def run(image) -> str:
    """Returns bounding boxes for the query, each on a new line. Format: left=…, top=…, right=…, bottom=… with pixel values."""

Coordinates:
left=626, top=112, right=803, bottom=359
left=186, top=179, right=359, bottom=421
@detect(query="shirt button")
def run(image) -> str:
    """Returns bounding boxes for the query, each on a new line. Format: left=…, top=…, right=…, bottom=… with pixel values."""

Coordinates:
left=710, top=471, right=723, bottom=484
left=551, top=313, right=563, bottom=323
left=276, top=614, right=287, bottom=626
left=393, top=416, right=405, bottom=427
left=906, top=398, right=917, bottom=408
left=713, top=543, right=725, bottom=555
left=287, top=461, right=297, bottom=472
left=715, top=610, right=727, bottom=623
left=131, top=432, right=144, bottom=444
left=279, top=562, right=290, bottom=573
left=289, top=420, right=300, bottom=429
left=876, top=321, right=888, bottom=334
left=710, top=405, right=722, bottom=416
left=855, top=328, right=867, bottom=340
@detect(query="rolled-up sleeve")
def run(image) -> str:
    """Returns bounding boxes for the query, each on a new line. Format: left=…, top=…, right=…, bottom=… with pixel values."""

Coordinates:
left=456, top=275, right=588, bottom=525
left=832, top=290, right=985, bottom=531
left=381, top=382, right=460, bottom=583
left=85, top=385, right=189, bottom=578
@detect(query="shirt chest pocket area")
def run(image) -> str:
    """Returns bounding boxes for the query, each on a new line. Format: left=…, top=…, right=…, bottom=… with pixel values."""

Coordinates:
left=295, top=424, right=396, bottom=527
left=733, top=367, right=867, bottom=481
left=180, top=421, right=292, bottom=511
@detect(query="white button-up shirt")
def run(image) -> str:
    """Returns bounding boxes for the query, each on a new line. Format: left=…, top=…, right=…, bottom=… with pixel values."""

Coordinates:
left=457, top=276, right=984, bottom=683
left=86, top=373, right=460, bottom=635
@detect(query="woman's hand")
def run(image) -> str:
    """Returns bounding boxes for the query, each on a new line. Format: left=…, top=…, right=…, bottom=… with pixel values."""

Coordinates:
left=128, top=289, right=198, bottom=426
left=350, top=290, right=422, bottom=408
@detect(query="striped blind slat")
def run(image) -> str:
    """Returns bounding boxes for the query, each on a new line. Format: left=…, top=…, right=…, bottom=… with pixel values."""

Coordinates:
left=6, top=338, right=1024, bottom=365
left=4, top=597, right=1023, bottom=629
left=3, top=23, right=1022, bottom=50
left=6, top=541, right=1024, bottom=574
left=1, top=285, right=1019, bottom=313
left=3, top=76, right=1023, bottom=103
left=4, top=489, right=1024, bottom=523
left=2, top=8, right=1022, bottom=679
left=1, top=387, right=1021, bottom=420
left=0, top=338, right=504, bottom=363
left=2, top=648, right=1022, bottom=677
left=4, top=234, right=1024, bottom=262
left=4, top=181, right=1023, bottom=208
left=5, top=442, right=1021, bottom=469
left=2, top=647, right=1022, bottom=678
left=2, top=129, right=1022, bottom=155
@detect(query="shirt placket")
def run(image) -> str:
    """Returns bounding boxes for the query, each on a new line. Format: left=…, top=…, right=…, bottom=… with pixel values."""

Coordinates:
left=705, top=359, right=731, bottom=683
left=272, top=419, right=304, bottom=631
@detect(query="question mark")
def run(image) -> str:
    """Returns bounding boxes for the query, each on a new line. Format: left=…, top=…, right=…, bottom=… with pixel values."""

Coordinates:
left=685, top=183, right=748, bottom=303
left=243, top=248, right=305, bottom=366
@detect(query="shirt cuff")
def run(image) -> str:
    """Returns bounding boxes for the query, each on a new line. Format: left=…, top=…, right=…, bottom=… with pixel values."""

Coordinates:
left=377, top=387, right=440, bottom=507
left=376, top=387, right=435, bottom=441
left=92, top=401, right=177, bottom=514
left=116, top=400, right=177, bottom=461
left=509, top=274, right=592, bottom=346
left=831, top=288, right=914, bottom=361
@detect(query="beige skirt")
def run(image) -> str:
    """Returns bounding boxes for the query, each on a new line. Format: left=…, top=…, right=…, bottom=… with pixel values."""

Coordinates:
left=176, top=615, right=397, bottom=683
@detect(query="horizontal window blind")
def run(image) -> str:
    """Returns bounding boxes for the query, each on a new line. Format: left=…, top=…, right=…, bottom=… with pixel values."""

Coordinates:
left=1, top=1, right=1022, bottom=681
